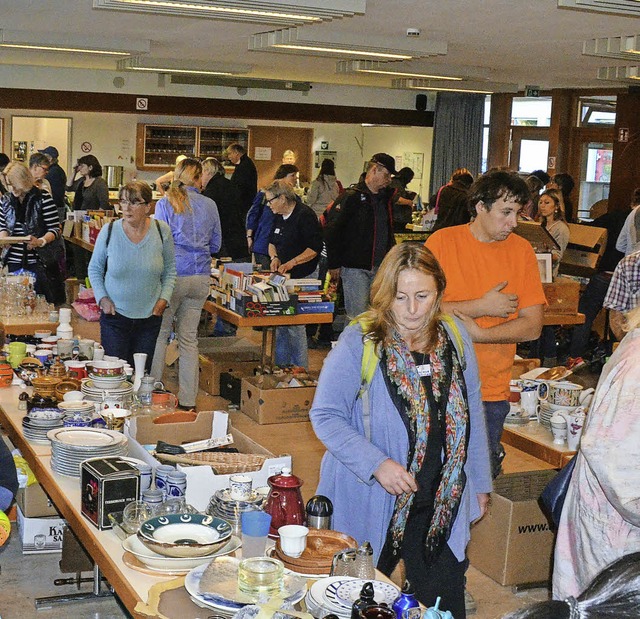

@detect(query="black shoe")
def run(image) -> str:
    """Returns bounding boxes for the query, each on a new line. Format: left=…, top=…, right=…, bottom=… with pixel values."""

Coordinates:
left=491, top=444, right=506, bottom=479
left=177, top=404, right=196, bottom=412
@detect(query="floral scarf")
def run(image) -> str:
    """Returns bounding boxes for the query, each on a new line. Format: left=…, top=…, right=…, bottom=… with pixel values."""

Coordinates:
left=383, top=322, right=469, bottom=563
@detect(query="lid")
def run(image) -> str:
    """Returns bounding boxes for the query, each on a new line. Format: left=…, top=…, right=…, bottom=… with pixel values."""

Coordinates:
left=401, top=580, right=415, bottom=595
left=268, top=466, right=303, bottom=488
left=356, top=541, right=373, bottom=556
left=306, top=495, right=333, bottom=517
left=359, top=581, right=375, bottom=600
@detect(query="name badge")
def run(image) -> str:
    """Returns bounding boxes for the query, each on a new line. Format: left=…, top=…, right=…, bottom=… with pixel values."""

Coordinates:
left=274, top=228, right=281, bottom=234
left=417, top=364, right=431, bottom=377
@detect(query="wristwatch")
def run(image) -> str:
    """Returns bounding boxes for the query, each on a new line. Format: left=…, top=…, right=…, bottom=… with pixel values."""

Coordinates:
left=39, top=238, right=47, bottom=247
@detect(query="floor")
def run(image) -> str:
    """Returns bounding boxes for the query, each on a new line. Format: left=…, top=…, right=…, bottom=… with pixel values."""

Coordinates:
left=0, top=315, right=599, bottom=619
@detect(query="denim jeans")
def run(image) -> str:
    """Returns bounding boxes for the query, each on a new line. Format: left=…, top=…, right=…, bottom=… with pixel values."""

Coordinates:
left=341, top=266, right=378, bottom=319
left=275, top=325, right=308, bottom=368
left=483, top=400, right=510, bottom=467
left=569, top=271, right=613, bottom=358
left=151, top=275, right=210, bottom=407
left=100, top=311, right=162, bottom=371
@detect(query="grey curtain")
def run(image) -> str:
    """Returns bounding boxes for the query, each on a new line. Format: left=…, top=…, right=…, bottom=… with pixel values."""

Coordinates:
left=428, top=92, right=484, bottom=198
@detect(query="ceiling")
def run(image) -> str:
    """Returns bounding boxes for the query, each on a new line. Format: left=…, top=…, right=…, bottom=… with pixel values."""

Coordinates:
left=1, top=0, right=640, bottom=95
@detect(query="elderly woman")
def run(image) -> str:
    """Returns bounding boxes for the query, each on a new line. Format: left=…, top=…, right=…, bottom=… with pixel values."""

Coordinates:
left=310, top=243, right=492, bottom=618
left=67, top=154, right=109, bottom=211
left=0, top=161, right=64, bottom=303
left=150, top=158, right=221, bottom=410
left=265, top=179, right=323, bottom=368
left=88, top=181, right=176, bottom=370
left=553, top=304, right=640, bottom=599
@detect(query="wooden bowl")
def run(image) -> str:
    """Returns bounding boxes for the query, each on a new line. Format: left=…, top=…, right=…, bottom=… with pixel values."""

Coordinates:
left=274, top=529, right=357, bottom=573
left=54, top=378, right=82, bottom=401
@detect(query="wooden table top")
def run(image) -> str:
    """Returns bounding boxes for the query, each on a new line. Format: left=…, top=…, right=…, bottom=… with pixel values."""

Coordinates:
left=0, top=317, right=58, bottom=336
left=204, top=300, right=333, bottom=327
left=502, top=420, right=576, bottom=468
left=542, top=312, right=585, bottom=326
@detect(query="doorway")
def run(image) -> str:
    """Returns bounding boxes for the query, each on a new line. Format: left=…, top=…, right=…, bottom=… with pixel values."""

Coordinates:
left=10, top=116, right=72, bottom=170
left=510, top=127, right=549, bottom=173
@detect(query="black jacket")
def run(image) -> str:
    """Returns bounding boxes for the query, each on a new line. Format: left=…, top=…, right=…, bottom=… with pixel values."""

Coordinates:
left=202, top=174, right=248, bottom=260
left=230, top=154, right=258, bottom=218
left=324, top=181, right=395, bottom=270
left=431, top=180, right=471, bottom=232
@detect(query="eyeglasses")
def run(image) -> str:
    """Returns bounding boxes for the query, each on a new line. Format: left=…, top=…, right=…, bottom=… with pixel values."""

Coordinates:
left=265, top=195, right=280, bottom=205
left=119, top=200, right=148, bottom=207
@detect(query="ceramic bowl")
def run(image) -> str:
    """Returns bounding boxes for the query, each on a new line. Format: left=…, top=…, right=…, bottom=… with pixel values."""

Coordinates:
left=34, top=330, right=51, bottom=339
left=122, top=534, right=241, bottom=571
left=87, top=361, right=124, bottom=377
left=137, top=513, right=233, bottom=558
left=63, top=390, right=84, bottom=402
left=88, top=375, right=126, bottom=389
left=54, top=379, right=82, bottom=401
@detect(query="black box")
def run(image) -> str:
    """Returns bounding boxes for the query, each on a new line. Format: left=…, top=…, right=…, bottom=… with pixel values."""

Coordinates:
left=220, top=371, right=242, bottom=405
left=80, top=457, right=140, bottom=530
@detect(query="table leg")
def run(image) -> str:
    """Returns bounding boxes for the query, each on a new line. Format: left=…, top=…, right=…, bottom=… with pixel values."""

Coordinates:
left=260, top=326, right=277, bottom=372
left=34, top=565, right=113, bottom=610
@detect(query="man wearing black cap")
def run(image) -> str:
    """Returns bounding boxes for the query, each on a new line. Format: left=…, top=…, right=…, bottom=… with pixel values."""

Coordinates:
left=39, top=146, right=67, bottom=219
left=324, top=153, right=396, bottom=318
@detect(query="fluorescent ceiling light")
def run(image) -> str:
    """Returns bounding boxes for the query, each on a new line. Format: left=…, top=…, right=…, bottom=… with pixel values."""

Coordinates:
left=118, top=57, right=251, bottom=76
left=559, top=0, right=640, bottom=17
left=392, top=78, right=518, bottom=95
left=336, top=60, right=463, bottom=81
left=597, top=65, right=640, bottom=81
left=583, top=35, right=640, bottom=60
left=250, top=27, right=447, bottom=60
left=0, top=29, right=149, bottom=56
left=94, top=0, right=365, bottom=26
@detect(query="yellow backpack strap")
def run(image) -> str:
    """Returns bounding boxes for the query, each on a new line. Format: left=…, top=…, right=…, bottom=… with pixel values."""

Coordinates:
left=349, top=316, right=380, bottom=441
left=440, top=313, right=466, bottom=370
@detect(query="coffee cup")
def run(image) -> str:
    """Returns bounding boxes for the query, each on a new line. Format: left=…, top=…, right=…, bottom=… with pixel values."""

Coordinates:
left=229, top=474, right=253, bottom=501
left=560, top=407, right=586, bottom=450
left=92, top=345, right=105, bottom=361
left=278, top=524, right=309, bottom=558
left=549, top=381, right=583, bottom=407
left=151, top=390, right=178, bottom=409
left=57, top=339, right=75, bottom=358
left=100, top=407, right=132, bottom=432
left=520, top=389, right=538, bottom=416
left=550, top=415, right=568, bottom=444
left=8, top=342, right=27, bottom=357
left=79, top=339, right=95, bottom=360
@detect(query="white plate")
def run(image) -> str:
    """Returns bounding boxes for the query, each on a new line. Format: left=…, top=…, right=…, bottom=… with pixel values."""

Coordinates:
left=186, top=558, right=306, bottom=610
left=335, top=580, right=399, bottom=607
left=309, top=577, right=355, bottom=616
left=47, top=427, right=126, bottom=447
left=123, top=535, right=242, bottom=572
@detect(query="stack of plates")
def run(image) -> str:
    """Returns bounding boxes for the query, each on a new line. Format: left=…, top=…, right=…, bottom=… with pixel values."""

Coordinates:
left=47, top=427, right=128, bottom=477
left=81, top=379, right=133, bottom=409
left=57, top=401, right=95, bottom=415
left=206, top=488, right=265, bottom=535
left=538, top=402, right=581, bottom=429
left=22, top=409, right=65, bottom=443
left=305, top=577, right=399, bottom=619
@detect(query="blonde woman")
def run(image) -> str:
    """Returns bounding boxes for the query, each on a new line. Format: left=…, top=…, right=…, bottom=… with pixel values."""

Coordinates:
left=150, top=158, right=221, bottom=409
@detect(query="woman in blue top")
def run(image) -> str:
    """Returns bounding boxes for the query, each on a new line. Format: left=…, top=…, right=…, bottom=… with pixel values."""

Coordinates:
left=310, top=243, right=492, bottom=618
left=246, top=164, right=298, bottom=269
left=88, top=181, right=176, bottom=371
left=151, top=158, right=221, bottom=409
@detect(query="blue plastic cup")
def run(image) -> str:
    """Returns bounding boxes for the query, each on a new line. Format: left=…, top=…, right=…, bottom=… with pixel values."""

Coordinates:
left=241, top=510, right=272, bottom=558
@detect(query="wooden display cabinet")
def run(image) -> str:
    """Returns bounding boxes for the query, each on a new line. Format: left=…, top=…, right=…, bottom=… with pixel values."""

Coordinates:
left=136, top=123, right=249, bottom=170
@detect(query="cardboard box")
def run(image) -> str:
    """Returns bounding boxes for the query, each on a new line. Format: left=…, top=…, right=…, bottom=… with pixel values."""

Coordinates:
left=560, top=223, right=608, bottom=277
left=198, top=337, right=260, bottom=396
left=125, top=413, right=292, bottom=512
left=16, top=483, right=60, bottom=518
left=543, top=276, right=580, bottom=314
left=80, top=457, right=140, bottom=530
left=16, top=506, right=66, bottom=554
left=296, top=301, right=335, bottom=314
left=231, top=296, right=297, bottom=317
left=467, top=470, right=557, bottom=586
left=126, top=408, right=228, bottom=447
left=241, top=375, right=316, bottom=424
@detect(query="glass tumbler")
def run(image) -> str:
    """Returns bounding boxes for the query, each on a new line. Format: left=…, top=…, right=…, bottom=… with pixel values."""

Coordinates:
left=237, top=557, right=284, bottom=596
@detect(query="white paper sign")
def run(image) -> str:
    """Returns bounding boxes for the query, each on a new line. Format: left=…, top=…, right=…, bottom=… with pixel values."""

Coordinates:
left=254, top=147, right=272, bottom=160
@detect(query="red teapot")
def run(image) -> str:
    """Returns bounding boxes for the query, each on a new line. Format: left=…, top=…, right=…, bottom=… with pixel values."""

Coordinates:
left=263, top=467, right=306, bottom=537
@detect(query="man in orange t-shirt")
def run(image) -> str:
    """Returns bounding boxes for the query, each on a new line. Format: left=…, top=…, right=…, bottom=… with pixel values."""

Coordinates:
left=426, top=170, right=545, bottom=476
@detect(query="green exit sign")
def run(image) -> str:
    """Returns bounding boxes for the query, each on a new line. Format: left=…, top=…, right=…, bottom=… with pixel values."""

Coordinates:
left=525, top=85, right=541, bottom=97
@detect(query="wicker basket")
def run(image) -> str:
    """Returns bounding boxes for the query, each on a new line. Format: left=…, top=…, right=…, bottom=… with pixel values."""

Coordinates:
left=154, top=451, right=267, bottom=474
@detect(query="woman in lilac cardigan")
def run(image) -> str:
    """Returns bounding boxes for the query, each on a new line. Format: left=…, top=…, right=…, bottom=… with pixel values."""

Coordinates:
left=310, top=243, right=491, bottom=619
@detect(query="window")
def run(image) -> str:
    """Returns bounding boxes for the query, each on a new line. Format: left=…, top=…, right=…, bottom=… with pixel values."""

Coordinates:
left=511, top=97, right=552, bottom=127
left=578, top=97, right=616, bottom=127
left=481, top=96, right=490, bottom=172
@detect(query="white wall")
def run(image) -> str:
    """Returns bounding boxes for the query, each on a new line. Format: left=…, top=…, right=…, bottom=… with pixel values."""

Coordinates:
left=1, top=108, right=433, bottom=196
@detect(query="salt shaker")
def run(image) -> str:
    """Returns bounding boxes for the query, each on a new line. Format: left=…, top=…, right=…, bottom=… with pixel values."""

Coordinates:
left=353, top=541, right=376, bottom=580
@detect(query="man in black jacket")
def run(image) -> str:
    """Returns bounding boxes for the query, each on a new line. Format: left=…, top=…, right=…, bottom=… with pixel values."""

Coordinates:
left=39, top=146, right=67, bottom=220
left=227, top=143, right=257, bottom=220
left=325, top=153, right=396, bottom=318
left=201, top=157, right=249, bottom=261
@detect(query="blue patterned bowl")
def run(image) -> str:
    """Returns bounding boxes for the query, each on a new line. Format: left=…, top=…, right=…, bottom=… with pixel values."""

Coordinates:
left=137, top=513, right=233, bottom=558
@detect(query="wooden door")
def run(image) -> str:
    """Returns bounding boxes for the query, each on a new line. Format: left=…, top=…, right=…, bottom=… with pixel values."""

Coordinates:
left=248, top=126, right=313, bottom=190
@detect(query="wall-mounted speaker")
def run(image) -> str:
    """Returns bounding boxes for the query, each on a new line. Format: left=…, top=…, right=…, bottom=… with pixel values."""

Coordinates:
left=415, top=94, right=427, bottom=111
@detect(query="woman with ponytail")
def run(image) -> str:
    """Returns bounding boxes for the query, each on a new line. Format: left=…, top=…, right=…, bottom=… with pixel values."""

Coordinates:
left=151, top=158, right=221, bottom=410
